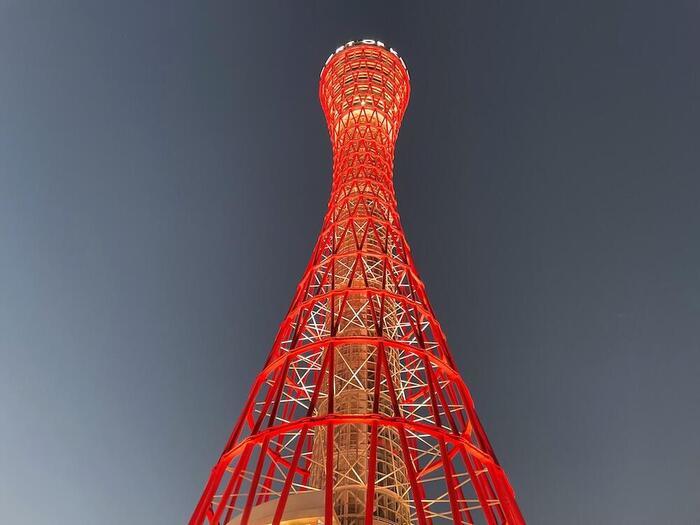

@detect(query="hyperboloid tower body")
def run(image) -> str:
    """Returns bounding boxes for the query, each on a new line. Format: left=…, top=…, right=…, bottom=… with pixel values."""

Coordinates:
left=191, top=40, right=525, bottom=525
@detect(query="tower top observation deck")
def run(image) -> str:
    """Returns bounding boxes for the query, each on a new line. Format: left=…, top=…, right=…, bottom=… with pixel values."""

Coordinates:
left=321, top=39, right=409, bottom=77
left=319, top=40, right=410, bottom=154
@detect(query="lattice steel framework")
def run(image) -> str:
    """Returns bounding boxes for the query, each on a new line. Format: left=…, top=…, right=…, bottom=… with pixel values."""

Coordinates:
left=191, top=40, right=525, bottom=525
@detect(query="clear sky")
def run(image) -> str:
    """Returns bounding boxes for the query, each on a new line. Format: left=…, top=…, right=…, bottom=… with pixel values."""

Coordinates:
left=1, top=1, right=699, bottom=523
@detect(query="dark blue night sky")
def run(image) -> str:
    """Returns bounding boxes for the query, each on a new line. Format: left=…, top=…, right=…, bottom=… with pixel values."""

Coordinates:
left=1, top=1, right=698, bottom=523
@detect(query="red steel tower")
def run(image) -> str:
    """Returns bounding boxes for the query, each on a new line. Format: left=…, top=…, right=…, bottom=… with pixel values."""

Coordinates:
left=191, top=40, right=525, bottom=525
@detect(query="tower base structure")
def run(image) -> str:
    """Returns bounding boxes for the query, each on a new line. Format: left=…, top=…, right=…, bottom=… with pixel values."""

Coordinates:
left=227, top=492, right=339, bottom=525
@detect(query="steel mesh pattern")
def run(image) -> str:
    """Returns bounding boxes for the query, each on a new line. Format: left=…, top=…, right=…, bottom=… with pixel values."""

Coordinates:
left=190, top=41, right=525, bottom=525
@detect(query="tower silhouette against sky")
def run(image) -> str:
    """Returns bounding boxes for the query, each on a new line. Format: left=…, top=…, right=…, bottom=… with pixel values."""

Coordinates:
left=191, top=40, right=525, bottom=525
